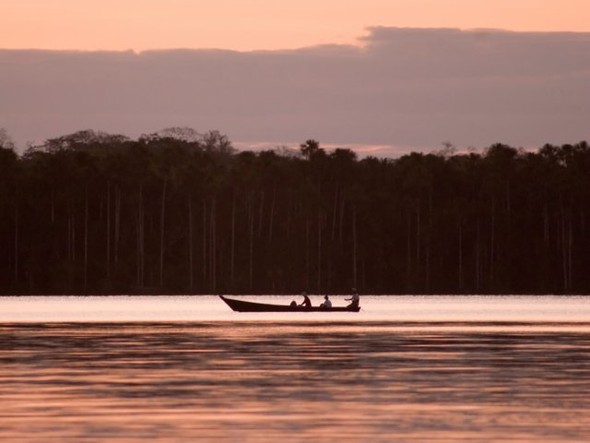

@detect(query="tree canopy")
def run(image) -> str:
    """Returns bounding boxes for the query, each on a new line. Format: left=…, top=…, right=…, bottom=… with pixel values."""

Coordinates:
left=1, top=129, right=589, bottom=295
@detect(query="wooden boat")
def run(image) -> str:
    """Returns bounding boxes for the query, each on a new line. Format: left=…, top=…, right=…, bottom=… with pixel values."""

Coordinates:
left=219, top=295, right=361, bottom=312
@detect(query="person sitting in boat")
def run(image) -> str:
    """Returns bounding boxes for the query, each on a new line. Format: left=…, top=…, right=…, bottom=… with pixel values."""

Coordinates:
left=346, top=288, right=360, bottom=309
left=299, top=292, right=312, bottom=308
left=320, top=295, right=332, bottom=309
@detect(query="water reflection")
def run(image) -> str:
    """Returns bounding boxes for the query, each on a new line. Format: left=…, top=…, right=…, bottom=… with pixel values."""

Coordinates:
left=2, top=321, right=590, bottom=441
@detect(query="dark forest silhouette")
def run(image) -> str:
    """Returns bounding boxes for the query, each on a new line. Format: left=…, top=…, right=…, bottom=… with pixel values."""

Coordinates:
left=1, top=128, right=589, bottom=295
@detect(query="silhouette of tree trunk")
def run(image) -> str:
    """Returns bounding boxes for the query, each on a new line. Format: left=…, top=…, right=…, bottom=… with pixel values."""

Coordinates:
left=416, top=201, right=421, bottom=290
left=159, top=177, right=167, bottom=288
left=406, top=209, right=412, bottom=290
left=458, top=217, right=463, bottom=293
left=114, top=186, right=121, bottom=265
left=67, top=206, right=75, bottom=290
left=248, top=195, right=254, bottom=291
left=50, top=189, right=55, bottom=223
left=231, top=192, right=236, bottom=282
left=352, top=205, right=358, bottom=289
left=209, top=197, right=216, bottom=292
left=106, top=181, right=111, bottom=284
left=84, top=184, right=89, bottom=293
left=425, top=187, right=433, bottom=292
left=331, top=186, right=338, bottom=242
left=258, top=191, right=264, bottom=239
left=13, top=205, right=18, bottom=285
left=560, top=196, right=573, bottom=292
left=202, top=200, right=207, bottom=287
left=136, top=183, right=145, bottom=288
left=305, top=217, right=310, bottom=290
left=188, top=196, right=194, bottom=289
left=490, top=197, right=496, bottom=285
left=475, top=219, right=481, bottom=292
left=268, top=188, right=276, bottom=245
left=317, top=208, right=322, bottom=293
left=339, top=195, right=345, bottom=245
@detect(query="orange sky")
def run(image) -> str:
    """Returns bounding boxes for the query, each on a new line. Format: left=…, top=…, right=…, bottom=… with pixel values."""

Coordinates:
left=2, top=0, right=590, bottom=51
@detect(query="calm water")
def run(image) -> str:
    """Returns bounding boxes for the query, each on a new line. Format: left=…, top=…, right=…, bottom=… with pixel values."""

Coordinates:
left=1, top=295, right=590, bottom=442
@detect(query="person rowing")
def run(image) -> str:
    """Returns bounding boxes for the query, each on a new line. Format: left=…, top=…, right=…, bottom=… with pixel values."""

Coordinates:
left=346, top=288, right=360, bottom=309
left=299, top=292, right=312, bottom=308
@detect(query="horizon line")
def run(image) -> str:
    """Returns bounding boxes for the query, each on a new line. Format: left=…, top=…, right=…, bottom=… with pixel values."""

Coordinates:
left=3, top=26, right=590, bottom=54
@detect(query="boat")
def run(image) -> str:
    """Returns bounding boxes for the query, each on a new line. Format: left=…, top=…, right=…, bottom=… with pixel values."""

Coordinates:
left=219, top=295, right=361, bottom=312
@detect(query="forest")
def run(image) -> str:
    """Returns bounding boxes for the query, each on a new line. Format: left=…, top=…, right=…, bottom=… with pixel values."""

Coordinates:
left=1, top=128, right=589, bottom=295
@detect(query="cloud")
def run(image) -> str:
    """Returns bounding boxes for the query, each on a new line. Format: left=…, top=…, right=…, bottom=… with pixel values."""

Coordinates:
left=1, top=28, right=589, bottom=154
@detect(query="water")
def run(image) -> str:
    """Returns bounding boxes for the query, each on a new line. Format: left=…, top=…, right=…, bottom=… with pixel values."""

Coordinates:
left=1, top=296, right=590, bottom=442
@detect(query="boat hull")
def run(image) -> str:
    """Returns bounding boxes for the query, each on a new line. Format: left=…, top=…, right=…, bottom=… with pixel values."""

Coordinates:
left=219, top=295, right=360, bottom=312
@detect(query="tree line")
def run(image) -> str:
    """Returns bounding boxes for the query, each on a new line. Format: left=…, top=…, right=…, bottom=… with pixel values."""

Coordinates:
left=1, top=128, right=589, bottom=295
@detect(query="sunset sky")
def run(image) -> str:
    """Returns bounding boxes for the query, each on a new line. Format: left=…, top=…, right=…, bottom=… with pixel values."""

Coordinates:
left=3, top=0, right=589, bottom=51
left=2, top=1, right=589, bottom=154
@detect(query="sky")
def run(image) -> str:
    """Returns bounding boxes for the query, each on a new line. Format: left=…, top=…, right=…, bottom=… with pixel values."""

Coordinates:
left=3, top=0, right=590, bottom=51
left=1, top=1, right=590, bottom=155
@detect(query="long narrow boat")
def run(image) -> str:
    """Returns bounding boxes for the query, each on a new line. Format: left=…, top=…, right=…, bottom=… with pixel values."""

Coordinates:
left=219, top=295, right=361, bottom=312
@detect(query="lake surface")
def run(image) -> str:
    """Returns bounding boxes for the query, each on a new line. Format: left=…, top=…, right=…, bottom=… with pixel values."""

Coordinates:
left=1, top=295, right=590, bottom=442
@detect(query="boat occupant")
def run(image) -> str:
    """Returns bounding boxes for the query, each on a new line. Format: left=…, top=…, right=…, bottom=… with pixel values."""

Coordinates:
left=320, top=295, right=332, bottom=309
left=299, top=292, right=312, bottom=308
left=346, top=288, right=360, bottom=309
